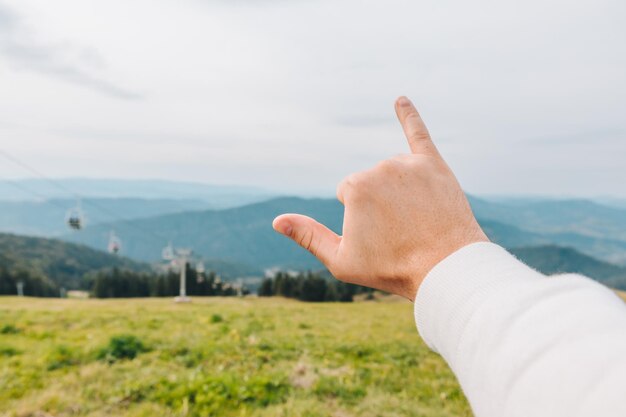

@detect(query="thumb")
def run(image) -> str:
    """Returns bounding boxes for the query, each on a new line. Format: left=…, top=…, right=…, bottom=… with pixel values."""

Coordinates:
left=273, top=213, right=340, bottom=268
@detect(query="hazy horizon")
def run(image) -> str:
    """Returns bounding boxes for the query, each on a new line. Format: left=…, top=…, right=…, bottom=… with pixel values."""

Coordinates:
left=2, top=176, right=626, bottom=203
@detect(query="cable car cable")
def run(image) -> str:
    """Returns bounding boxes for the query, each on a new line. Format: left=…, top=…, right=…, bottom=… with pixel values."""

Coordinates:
left=0, top=149, right=170, bottom=246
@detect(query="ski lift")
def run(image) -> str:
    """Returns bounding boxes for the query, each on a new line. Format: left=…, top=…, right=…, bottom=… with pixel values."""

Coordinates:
left=162, top=242, right=174, bottom=260
left=108, top=231, right=122, bottom=254
left=66, top=200, right=84, bottom=230
left=196, top=261, right=206, bottom=283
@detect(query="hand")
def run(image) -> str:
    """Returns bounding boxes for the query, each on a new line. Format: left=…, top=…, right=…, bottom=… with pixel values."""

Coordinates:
left=273, top=97, right=488, bottom=301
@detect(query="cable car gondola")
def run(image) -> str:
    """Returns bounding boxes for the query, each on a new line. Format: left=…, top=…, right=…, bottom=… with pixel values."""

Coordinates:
left=65, top=200, right=84, bottom=230
left=108, top=231, right=122, bottom=254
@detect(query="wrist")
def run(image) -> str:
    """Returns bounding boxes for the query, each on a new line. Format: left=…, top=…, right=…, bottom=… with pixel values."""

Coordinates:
left=406, top=232, right=490, bottom=301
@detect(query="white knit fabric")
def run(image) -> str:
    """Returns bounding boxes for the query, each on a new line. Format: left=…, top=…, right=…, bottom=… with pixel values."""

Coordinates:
left=414, top=242, right=626, bottom=417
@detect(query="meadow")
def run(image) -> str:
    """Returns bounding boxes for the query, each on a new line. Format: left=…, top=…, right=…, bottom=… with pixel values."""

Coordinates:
left=0, top=296, right=470, bottom=417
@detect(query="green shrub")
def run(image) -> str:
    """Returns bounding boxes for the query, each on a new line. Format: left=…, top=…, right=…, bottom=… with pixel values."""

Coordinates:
left=97, top=334, right=148, bottom=362
left=0, top=324, right=21, bottom=334
left=0, top=345, right=20, bottom=357
left=209, top=314, right=223, bottom=323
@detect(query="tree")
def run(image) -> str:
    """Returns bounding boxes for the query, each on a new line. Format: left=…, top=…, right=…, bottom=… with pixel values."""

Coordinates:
left=258, top=278, right=273, bottom=296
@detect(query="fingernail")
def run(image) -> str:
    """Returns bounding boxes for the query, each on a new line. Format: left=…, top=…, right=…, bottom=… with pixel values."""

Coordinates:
left=397, top=96, right=412, bottom=107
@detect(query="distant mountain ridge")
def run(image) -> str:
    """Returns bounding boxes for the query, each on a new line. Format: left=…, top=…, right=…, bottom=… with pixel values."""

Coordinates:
left=64, top=197, right=342, bottom=268
left=5, top=184, right=626, bottom=264
left=511, top=245, right=626, bottom=290
left=63, top=196, right=626, bottom=268
left=469, top=196, right=626, bottom=243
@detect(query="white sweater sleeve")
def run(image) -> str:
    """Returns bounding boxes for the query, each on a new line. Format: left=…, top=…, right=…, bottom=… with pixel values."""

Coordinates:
left=414, top=242, right=626, bottom=417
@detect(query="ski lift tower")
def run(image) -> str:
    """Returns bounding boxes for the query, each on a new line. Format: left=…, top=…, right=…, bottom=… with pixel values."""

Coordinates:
left=174, top=248, right=192, bottom=303
left=162, top=243, right=192, bottom=303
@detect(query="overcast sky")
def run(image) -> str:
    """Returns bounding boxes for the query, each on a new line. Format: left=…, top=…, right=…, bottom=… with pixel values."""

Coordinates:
left=0, top=0, right=624, bottom=197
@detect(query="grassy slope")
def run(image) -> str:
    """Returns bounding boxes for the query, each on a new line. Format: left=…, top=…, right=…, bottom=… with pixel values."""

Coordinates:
left=0, top=297, right=469, bottom=417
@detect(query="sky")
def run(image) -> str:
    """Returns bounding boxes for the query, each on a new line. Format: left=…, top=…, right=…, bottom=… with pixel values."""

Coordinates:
left=0, top=0, right=624, bottom=197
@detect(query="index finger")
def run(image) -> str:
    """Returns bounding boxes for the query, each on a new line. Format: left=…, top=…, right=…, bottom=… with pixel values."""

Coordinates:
left=394, top=96, right=439, bottom=156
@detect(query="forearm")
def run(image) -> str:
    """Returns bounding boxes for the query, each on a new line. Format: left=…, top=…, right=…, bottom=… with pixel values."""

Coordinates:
left=415, top=242, right=626, bottom=417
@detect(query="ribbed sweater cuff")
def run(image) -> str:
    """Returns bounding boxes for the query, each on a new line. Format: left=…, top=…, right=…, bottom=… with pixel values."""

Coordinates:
left=414, top=242, right=544, bottom=358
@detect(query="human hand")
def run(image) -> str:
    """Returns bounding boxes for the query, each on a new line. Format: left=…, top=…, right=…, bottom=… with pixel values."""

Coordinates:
left=273, top=97, right=488, bottom=301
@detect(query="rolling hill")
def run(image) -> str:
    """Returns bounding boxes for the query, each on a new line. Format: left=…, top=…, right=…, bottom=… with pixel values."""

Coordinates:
left=0, top=233, right=149, bottom=290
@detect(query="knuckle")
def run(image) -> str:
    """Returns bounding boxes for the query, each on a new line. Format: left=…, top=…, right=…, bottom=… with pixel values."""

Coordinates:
left=375, top=159, right=397, bottom=173
left=343, top=173, right=362, bottom=189
left=408, top=131, right=431, bottom=144
left=388, top=154, right=418, bottom=170
left=335, top=191, right=343, bottom=204
left=339, top=172, right=374, bottom=202
left=336, top=183, right=344, bottom=202
left=405, top=111, right=420, bottom=122
left=407, top=155, right=426, bottom=168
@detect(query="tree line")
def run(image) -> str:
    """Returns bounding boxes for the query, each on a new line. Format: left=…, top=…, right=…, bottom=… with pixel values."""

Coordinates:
left=0, top=266, right=59, bottom=297
left=91, top=265, right=247, bottom=298
left=1, top=263, right=370, bottom=301
left=0, top=263, right=247, bottom=298
left=257, top=271, right=372, bottom=302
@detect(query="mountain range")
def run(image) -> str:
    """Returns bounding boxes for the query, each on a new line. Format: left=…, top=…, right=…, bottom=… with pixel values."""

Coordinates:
left=468, top=196, right=626, bottom=243
left=3, top=185, right=626, bottom=291
left=60, top=196, right=626, bottom=268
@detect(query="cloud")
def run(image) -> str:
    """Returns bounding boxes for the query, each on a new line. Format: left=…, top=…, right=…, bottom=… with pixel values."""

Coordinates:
left=0, top=2, right=142, bottom=100
left=0, top=0, right=624, bottom=197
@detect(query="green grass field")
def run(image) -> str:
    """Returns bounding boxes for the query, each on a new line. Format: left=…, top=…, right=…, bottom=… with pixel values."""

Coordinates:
left=0, top=296, right=470, bottom=417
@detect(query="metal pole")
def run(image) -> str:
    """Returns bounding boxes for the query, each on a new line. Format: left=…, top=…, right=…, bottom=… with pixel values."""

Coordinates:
left=174, top=249, right=192, bottom=303
left=180, top=255, right=187, bottom=298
